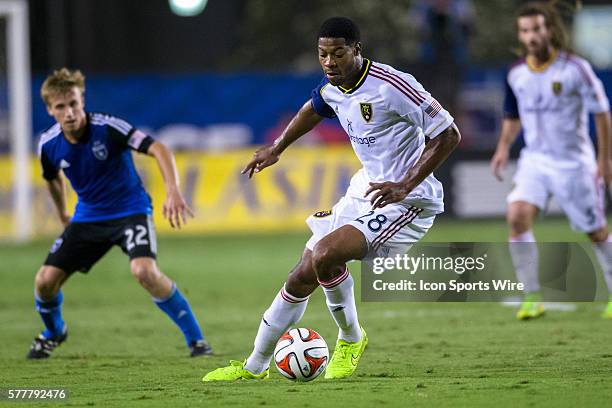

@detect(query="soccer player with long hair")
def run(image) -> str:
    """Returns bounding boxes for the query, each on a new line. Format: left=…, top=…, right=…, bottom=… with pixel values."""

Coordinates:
left=491, top=1, right=612, bottom=319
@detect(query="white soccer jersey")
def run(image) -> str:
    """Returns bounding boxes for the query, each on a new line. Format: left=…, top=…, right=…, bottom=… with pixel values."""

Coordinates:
left=505, top=51, right=610, bottom=169
left=311, top=59, right=454, bottom=212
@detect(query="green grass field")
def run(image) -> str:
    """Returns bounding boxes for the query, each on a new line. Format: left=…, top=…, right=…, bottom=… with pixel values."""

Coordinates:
left=1, top=218, right=611, bottom=407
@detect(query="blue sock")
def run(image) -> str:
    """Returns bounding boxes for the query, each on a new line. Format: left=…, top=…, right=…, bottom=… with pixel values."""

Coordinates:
left=35, top=291, right=65, bottom=339
left=154, top=284, right=204, bottom=346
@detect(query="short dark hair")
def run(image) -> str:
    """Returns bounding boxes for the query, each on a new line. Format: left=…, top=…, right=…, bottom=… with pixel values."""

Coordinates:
left=318, top=17, right=360, bottom=45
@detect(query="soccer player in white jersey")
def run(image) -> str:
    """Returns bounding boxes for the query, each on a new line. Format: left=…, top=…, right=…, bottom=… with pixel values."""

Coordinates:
left=490, top=2, right=612, bottom=319
left=203, top=17, right=461, bottom=382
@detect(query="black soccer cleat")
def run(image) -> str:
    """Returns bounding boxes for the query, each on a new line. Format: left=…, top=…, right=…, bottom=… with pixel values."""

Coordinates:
left=190, top=339, right=213, bottom=357
left=26, top=328, right=68, bottom=359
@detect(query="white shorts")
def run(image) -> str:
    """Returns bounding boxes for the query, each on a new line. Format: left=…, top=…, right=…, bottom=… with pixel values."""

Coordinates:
left=305, top=194, right=436, bottom=260
left=508, top=158, right=606, bottom=232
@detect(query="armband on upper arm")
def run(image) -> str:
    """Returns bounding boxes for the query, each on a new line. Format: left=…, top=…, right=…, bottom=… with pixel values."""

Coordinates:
left=127, top=129, right=155, bottom=153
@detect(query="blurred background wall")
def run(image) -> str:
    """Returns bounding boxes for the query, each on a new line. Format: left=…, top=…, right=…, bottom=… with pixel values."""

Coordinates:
left=1, top=0, right=612, bottom=238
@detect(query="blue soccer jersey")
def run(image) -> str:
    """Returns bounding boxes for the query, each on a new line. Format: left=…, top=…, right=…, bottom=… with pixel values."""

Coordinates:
left=38, top=112, right=154, bottom=222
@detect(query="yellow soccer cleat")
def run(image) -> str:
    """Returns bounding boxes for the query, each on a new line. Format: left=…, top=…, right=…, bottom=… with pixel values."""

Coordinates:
left=202, top=360, right=269, bottom=382
left=516, top=293, right=545, bottom=320
left=324, top=327, right=368, bottom=380
left=602, top=298, right=612, bottom=319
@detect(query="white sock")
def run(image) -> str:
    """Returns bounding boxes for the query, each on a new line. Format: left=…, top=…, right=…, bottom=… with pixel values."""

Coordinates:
left=319, top=267, right=362, bottom=343
left=244, top=285, right=309, bottom=374
left=509, top=230, right=540, bottom=293
left=592, top=235, right=612, bottom=295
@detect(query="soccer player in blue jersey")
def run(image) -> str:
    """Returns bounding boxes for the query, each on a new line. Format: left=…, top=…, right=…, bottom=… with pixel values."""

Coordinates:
left=27, top=68, right=212, bottom=359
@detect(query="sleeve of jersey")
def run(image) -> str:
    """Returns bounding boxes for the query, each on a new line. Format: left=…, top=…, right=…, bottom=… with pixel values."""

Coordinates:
left=503, top=79, right=520, bottom=119
left=40, top=149, right=59, bottom=181
left=107, top=119, right=155, bottom=153
left=574, top=59, right=610, bottom=114
left=127, top=129, right=155, bottom=153
left=310, top=79, right=337, bottom=119
left=384, top=72, right=454, bottom=139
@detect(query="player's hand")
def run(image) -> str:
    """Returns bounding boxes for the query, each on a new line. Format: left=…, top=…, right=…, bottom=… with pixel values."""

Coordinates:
left=598, top=158, right=612, bottom=186
left=241, top=145, right=280, bottom=178
left=163, top=188, right=194, bottom=229
left=490, top=149, right=509, bottom=181
left=59, top=213, right=71, bottom=227
left=365, top=181, right=411, bottom=209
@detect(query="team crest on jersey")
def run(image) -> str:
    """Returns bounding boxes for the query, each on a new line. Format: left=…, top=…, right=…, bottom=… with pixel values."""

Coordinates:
left=552, top=81, right=562, bottom=96
left=360, top=103, right=373, bottom=122
left=92, top=141, right=108, bottom=160
left=313, top=210, right=332, bottom=218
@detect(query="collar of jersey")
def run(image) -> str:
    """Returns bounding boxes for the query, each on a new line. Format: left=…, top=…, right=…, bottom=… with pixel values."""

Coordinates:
left=337, top=58, right=371, bottom=94
left=526, top=49, right=558, bottom=73
left=62, top=114, right=91, bottom=145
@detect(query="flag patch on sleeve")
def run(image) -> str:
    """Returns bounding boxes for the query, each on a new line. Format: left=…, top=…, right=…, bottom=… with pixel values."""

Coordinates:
left=424, top=99, right=442, bottom=118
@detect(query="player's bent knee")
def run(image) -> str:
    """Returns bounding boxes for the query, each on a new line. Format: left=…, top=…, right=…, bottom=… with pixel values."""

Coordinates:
left=588, top=227, right=609, bottom=243
left=311, top=243, right=344, bottom=282
left=285, top=275, right=316, bottom=298
left=130, top=260, right=159, bottom=288
left=508, top=220, right=531, bottom=236
left=507, top=210, right=533, bottom=235
left=35, top=266, right=64, bottom=298
left=507, top=202, right=537, bottom=231
left=286, top=267, right=318, bottom=298
left=311, top=243, right=333, bottom=273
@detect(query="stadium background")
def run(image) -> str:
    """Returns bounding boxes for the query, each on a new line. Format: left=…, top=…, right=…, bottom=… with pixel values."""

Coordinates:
left=2, top=0, right=612, bottom=237
left=2, top=1, right=612, bottom=406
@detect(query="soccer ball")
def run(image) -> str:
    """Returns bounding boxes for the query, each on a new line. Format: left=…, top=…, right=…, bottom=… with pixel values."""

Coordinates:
left=273, top=328, right=329, bottom=381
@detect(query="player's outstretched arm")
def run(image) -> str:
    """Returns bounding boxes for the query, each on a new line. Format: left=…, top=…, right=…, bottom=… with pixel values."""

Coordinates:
left=491, top=118, right=521, bottom=181
left=146, top=141, right=194, bottom=229
left=241, top=99, right=324, bottom=178
left=595, top=112, right=612, bottom=185
left=366, top=123, right=461, bottom=209
left=46, top=174, right=71, bottom=227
